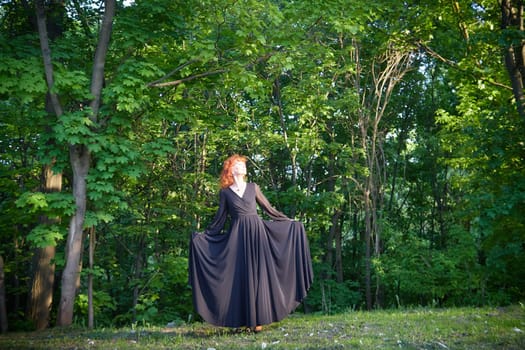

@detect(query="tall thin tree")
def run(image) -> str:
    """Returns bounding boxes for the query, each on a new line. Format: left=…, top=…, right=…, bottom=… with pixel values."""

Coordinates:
left=56, top=0, right=115, bottom=327
left=32, top=0, right=65, bottom=330
left=35, top=0, right=116, bottom=326
left=356, top=43, right=412, bottom=309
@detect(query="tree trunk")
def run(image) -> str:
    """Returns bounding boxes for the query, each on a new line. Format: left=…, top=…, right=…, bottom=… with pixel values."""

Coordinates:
left=356, top=45, right=411, bottom=310
left=334, top=212, right=344, bottom=283
left=322, top=156, right=342, bottom=283
left=28, top=162, right=62, bottom=330
left=57, top=145, right=90, bottom=326
left=132, top=235, right=145, bottom=323
left=87, top=226, right=95, bottom=329
left=0, top=256, right=7, bottom=333
left=29, top=245, right=56, bottom=330
left=273, top=78, right=298, bottom=192
left=35, top=0, right=64, bottom=117
left=501, top=0, right=525, bottom=118
left=323, top=217, right=335, bottom=279
left=363, top=187, right=373, bottom=310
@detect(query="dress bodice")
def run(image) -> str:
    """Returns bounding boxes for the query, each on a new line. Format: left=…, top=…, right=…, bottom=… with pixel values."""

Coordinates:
left=224, top=184, right=258, bottom=218
left=203, top=183, right=290, bottom=236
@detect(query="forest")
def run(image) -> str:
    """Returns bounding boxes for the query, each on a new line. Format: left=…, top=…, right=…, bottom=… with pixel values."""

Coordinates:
left=0, top=0, right=524, bottom=332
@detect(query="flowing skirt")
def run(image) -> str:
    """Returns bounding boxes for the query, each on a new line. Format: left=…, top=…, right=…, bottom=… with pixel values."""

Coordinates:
left=189, top=216, right=313, bottom=328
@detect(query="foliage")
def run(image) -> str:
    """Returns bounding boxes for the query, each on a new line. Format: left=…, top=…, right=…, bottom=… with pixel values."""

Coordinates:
left=305, top=263, right=362, bottom=314
left=0, top=0, right=524, bottom=331
left=377, top=223, right=478, bottom=307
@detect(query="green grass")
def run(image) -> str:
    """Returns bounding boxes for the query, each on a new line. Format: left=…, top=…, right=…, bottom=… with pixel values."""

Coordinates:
left=1, top=305, right=524, bottom=349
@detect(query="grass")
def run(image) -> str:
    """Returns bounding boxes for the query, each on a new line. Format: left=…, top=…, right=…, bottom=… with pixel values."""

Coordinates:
left=0, top=305, right=524, bottom=349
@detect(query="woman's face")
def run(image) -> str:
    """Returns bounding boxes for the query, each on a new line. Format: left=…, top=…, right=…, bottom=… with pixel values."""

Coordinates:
left=232, top=161, right=247, bottom=176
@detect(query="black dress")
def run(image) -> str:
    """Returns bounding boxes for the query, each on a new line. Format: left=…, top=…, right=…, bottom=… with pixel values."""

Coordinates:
left=189, top=182, right=313, bottom=328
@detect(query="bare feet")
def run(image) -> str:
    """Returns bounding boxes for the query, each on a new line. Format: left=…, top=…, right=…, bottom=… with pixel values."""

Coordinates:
left=253, top=325, right=262, bottom=333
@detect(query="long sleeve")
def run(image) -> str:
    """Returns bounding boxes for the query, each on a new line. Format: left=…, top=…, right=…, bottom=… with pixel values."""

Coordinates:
left=203, top=189, right=229, bottom=235
left=254, top=183, right=291, bottom=221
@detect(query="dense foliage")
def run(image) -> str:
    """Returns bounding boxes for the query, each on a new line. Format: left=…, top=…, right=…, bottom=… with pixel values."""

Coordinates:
left=0, top=0, right=523, bottom=330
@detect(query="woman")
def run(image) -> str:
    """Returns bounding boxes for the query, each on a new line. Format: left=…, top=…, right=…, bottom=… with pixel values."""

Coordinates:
left=189, top=154, right=313, bottom=332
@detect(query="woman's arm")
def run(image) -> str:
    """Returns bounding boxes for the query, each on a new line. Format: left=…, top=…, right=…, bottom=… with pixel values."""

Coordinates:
left=203, top=189, right=229, bottom=235
left=254, top=183, right=291, bottom=221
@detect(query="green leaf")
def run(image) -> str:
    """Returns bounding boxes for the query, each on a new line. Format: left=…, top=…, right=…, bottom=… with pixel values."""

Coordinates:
left=27, top=224, right=65, bottom=248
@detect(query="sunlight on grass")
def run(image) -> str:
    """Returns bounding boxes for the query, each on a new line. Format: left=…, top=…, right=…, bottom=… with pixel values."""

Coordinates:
left=0, top=305, right=523, bottom=349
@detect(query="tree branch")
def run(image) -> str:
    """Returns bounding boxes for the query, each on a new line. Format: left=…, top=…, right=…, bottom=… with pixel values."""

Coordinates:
left=418, top=40, right=513, bottom=91
left=147, top=69, right=226, bottom=88
left=147, top=59, right=200, bottom=86
left=35, top=0, right=63, bottom=117
left=90, top=0, right=116, bottom=118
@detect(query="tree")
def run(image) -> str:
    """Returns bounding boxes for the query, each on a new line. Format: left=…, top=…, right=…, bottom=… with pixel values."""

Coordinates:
left=418, top=0, right=525, bottom=304
left=60, top=0, right=115, bottom=327
left=0, top=0, right=66, bottom=330
left=356, top=45, right=413, bottom=308
left=31, top=0, right=66, bottom=330
left=34, top=0, right=116, bottom=326
left=501, top=0, right=525, bottom=117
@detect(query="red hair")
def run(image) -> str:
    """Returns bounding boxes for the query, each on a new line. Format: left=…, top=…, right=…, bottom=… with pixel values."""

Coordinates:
left=220, top=154, right=247, bottom=189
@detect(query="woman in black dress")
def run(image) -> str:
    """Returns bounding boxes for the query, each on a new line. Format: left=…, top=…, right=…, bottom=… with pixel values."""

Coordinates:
left=189, top=154, right=313, bottom=332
